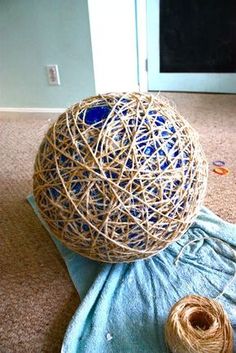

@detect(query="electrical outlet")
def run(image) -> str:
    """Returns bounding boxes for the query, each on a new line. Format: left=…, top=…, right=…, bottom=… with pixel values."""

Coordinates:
left=46, top=65, right=60, bottom=85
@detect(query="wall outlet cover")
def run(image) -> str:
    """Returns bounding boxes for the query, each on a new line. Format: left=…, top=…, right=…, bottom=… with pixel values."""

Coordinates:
left=46, top=65, right=60, bottom=85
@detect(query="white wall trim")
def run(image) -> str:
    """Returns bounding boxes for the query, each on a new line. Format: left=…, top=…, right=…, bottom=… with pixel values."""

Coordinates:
left=0, top=107, right=65, bottom=113
left=136, top=0, right=148, bottom=92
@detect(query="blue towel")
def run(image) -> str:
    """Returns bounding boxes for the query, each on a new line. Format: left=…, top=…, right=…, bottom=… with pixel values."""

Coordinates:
left=27, top=195, right=236, bottom=353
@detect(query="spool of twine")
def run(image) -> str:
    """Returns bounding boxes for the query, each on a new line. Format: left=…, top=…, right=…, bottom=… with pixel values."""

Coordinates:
left=165, top=295, right=233, bottom=353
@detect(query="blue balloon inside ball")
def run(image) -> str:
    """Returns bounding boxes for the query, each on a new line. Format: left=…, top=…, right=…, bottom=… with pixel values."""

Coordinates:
left=82, top=106, right=112, bottom=126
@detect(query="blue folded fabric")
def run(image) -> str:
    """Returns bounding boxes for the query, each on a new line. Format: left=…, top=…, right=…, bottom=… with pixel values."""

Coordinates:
left=28, top=195, right=236, bottom=353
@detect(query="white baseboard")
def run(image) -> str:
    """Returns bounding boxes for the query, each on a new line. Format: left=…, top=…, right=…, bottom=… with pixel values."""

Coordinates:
left=0, top=107, right=65, bottom=113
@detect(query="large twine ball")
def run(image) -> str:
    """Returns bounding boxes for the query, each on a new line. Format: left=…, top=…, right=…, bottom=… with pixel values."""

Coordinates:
left=33, top=92, right=208, bottom=263
left=165, top=295, right=234, bottom=353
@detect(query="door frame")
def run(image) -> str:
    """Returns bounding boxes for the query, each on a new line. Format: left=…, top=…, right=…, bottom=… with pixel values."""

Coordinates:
left=135, top=0, right=148, bottom=92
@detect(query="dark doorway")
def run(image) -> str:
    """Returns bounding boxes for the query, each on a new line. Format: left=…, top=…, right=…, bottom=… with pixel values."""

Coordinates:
left=160, top=0, right=236, bottom=73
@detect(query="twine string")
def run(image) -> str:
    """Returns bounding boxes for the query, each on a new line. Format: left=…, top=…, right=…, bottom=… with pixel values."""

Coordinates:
left=165, top=295, right=234, bottom=353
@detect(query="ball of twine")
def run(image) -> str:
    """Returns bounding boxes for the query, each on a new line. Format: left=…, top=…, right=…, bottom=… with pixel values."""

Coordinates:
left=33, top=92, right=208, bottom=263
left=165, top=295, right=234, bottom=353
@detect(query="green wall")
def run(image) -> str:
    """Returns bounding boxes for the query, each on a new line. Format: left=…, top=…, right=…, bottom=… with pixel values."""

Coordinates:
left=0, top=0, right=95, bottom=108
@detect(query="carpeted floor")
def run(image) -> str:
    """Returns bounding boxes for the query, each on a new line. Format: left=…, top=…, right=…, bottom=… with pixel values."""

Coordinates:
left=0, top=93, right=235, bottom=353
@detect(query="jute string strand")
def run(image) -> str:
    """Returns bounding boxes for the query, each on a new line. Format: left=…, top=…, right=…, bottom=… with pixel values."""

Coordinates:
left=33, top=92, right=208, bottom=263
left=165, top=295, right=233, bottom=353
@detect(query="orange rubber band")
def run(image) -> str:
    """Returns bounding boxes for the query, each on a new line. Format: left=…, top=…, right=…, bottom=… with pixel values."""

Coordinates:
left=213, top=167, right=229, bottom=176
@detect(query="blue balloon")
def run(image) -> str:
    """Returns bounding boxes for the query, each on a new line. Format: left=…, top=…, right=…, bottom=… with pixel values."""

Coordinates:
left=71, top=182, right=81, bottom=194
left=49, top=187, right=60, bottom=199
left=144, top=145, right=155, bottom=156
left=155, top=115, right=165, bottom=126
left=82, top=224, right=89, bottom=232
left=83, top=105, right=111, bottom=126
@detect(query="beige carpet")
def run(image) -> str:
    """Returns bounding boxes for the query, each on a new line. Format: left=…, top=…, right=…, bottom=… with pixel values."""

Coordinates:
left=0, top=93, right=235, bottom=353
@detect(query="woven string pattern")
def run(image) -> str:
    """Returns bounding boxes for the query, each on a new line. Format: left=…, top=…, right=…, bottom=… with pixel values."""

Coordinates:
left=165, top=295, right=233, bottom=353
left=33, top=92, right=208, bottom=263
